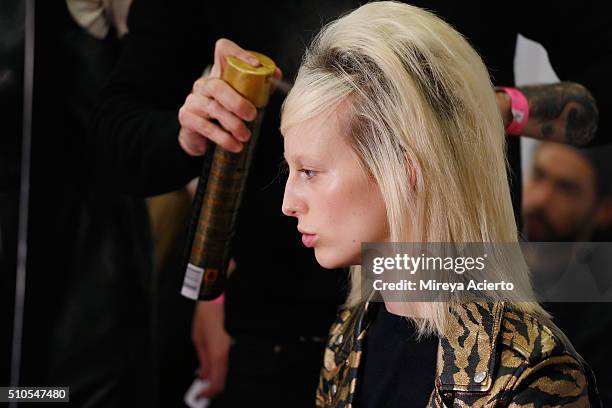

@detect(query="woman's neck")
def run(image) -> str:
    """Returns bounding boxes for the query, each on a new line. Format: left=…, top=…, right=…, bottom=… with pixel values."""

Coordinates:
left=384, top=301, right=427, bottom=319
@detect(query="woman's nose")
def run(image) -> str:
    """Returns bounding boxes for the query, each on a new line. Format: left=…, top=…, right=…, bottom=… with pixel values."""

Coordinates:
left=282, top=202, right=297, bottom=216
left=282, top=184, right=303, bottom=217
left=282, top=194, right=299, bottom=216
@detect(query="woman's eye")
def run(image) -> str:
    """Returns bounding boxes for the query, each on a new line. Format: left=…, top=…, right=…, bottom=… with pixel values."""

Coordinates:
left=299, top=169, right=316, bottom=179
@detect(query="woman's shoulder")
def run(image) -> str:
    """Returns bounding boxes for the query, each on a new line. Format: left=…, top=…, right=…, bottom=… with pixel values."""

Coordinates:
left=317, top=302, right=600, bottom=407
left=498, top=306, right=576, bottom=364
left=437, top=302, right=599, bottom=406
left=490, top=305, right=599, bottom=406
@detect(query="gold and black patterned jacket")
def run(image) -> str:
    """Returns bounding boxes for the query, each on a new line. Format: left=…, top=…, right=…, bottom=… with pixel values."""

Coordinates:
left=316, top=302, right=600, bottom=407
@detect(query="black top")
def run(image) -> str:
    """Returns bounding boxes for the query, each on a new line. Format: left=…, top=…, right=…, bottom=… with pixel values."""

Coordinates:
left=355, top=304, right=438, bottom=408
left=89, top=0, right=612, bottom=338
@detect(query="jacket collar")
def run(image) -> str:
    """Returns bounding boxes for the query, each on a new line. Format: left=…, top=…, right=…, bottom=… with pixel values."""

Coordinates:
left=436, top=301, right=505, bottom=392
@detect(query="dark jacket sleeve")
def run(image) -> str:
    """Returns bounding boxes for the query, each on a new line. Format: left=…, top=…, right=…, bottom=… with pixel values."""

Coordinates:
left=89, top=0, right=211, bottom=196
left=518, top=2, right=612, bottom=147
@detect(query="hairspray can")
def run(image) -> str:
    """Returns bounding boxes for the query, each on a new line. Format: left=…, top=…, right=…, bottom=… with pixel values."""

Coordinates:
left=181, top=51, right=276, bottom=300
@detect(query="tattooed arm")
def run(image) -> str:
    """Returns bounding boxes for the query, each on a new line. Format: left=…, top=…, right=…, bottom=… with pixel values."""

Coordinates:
left=496, top=82, right=599, bottom=146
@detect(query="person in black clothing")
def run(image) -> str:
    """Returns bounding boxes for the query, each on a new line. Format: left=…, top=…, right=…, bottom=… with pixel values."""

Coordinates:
left=89, top=0, right=609, bottom=406
left=13, top=2, right=156, bottom=407
left=91, top=2, right=355, bottom=406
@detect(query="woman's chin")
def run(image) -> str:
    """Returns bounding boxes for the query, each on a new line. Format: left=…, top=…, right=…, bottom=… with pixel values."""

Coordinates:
left=314, top=248, right=354, bottom=270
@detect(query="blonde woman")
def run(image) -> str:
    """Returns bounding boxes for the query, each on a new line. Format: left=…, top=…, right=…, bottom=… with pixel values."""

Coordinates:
left=281, top=2, right=600, bottom=407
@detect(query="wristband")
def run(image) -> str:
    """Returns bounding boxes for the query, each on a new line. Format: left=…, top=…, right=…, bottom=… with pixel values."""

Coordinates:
left=209, top=293, right=225, bottom=304
left=496, top=86, right=529, bottom=135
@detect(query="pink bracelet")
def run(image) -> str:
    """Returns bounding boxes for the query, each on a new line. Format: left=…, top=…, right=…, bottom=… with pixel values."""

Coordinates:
left=496, top=86, right=529, bottom=135
left=209, top=293, right=225, bottom=304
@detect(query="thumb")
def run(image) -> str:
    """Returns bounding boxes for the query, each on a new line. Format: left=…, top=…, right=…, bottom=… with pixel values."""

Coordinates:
left=273, top=67, right=283, bottom=81
left=211, top=38, right=260, bottom=79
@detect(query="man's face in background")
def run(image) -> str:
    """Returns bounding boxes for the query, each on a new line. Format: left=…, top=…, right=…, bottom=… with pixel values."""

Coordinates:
left=523, top=143, right=598, bottom=242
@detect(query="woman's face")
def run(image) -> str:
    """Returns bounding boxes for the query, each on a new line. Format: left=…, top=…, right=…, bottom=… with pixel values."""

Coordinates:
left=282, top=108, right=388, bottom=269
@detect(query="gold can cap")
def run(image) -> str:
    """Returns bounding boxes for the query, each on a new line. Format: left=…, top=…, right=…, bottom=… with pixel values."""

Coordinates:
left=223, top=51, right=276, bottom=108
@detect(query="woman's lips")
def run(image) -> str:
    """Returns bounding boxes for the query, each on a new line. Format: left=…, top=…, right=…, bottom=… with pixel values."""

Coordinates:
left=301, top=233, right=317, bottom=248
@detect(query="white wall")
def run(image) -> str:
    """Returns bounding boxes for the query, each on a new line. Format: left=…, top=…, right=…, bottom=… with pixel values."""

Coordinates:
left=514, top=34, right=560, bottom=179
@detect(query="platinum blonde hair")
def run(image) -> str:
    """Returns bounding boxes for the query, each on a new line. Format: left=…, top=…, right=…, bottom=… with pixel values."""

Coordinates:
left=281, top=1, right=549, bottom=335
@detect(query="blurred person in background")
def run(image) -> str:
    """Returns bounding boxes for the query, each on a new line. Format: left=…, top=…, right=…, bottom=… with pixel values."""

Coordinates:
left=523, top=143, right=612, bottom=243
left=13, top=1, right=162, bottom=406
left=523, top=141, right=612, bottom=405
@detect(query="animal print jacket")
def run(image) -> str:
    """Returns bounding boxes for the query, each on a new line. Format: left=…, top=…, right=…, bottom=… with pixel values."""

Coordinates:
left=316, top=302, right=600, bottom=407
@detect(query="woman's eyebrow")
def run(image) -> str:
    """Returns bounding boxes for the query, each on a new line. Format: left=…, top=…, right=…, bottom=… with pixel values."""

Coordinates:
left=284, top=151, right=323, bottom=166
left=283, top=152, right=304, bottom=163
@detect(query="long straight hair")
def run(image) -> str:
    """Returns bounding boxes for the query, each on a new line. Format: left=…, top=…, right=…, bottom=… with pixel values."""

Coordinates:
left=281, top=1, right=550, bottom=336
